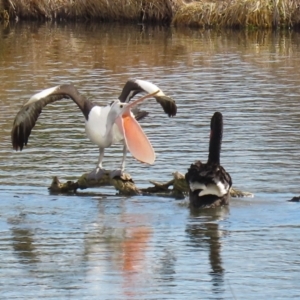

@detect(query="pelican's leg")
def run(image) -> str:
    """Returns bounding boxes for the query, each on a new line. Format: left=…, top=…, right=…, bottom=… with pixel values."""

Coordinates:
left=87, top=148, right=107, bottom=180
left=97, top=147, right=105, bottom=170
left=120, top=144, right=127, bottom=171
left=110, top=144, right=127, bottom=178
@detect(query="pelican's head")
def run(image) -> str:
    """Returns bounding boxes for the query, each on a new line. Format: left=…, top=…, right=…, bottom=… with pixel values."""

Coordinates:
left=109, top=100, right=130, bottom=117
left=104, top=100, right=132, bottom=140
left=107, top=99, right=129, bottom=122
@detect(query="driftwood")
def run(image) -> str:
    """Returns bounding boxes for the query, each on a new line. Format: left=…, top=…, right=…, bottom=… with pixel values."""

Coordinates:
left=49, top=170, right=253, bottom=199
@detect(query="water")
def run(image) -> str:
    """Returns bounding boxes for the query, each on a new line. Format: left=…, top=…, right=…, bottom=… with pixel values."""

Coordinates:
left=0, top=22, right=300, bottom=299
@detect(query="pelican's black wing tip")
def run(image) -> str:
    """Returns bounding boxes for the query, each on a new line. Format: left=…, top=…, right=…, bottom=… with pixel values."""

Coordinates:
left=155, top=95, right=177, bottom=117
left=11, top=125, right=24, bottom=152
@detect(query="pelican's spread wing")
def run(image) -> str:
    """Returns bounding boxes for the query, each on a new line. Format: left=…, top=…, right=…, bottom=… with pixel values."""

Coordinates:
left=11, top=84, right=94, bottom=151
left=116, top=112, right=155, bottom=165
left=118, top=79, right=177, bottom=117
left=12, top=93, right=63, bottom=150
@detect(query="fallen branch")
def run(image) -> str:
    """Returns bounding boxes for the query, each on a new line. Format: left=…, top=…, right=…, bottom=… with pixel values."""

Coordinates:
left=48, top=170, right=253, bottom=199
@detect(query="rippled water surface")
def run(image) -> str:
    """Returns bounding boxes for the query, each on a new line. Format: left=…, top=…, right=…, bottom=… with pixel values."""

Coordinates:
left=1, top=22, right=300, bottom=299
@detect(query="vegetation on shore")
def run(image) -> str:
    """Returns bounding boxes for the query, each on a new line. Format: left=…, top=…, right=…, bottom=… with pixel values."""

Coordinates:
left=1, top=0, right=300, bottom=29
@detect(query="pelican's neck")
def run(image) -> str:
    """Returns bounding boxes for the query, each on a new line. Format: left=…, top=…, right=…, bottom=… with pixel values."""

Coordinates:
left=104, top=119, right=115, bottom=142
left=207, top=112, right=223, bottom=165
left=104, top=104, right=121, bottom=141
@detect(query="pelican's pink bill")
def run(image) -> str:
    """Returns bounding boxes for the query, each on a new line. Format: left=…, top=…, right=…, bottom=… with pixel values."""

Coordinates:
left=116, top=113, right=155, bottom=165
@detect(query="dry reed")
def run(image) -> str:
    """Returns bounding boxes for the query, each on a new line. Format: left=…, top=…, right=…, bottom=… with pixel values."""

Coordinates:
left=173, top=0, right=300, bottom=28
left=1, top=0, right=300, bottom=28
left=2, top=0, right=176, bottom=23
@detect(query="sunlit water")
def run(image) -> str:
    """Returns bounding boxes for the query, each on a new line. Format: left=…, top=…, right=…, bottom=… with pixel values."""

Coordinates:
left=0, top=22, right=300, bottom=299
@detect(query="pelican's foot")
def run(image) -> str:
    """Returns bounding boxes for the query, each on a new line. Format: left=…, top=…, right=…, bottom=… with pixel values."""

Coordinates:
left=87, top=168, right=107, bottom=181
left=109, top=169, right=124, bottom=179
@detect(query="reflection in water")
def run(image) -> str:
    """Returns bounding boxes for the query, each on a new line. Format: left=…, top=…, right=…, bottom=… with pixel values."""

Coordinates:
left=1, top=21, right=300, bottom=300
left=120, top=226, right=151, bottom=299
left=83, top=199, right=152, bottom=299
left=11, top=227, right=39, bottom=264
left=186, top=207, right=229, bottom=296
left=156, top=248, right=176, bottom=283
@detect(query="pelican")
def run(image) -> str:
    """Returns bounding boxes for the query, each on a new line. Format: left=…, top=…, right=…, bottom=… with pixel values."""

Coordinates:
left=11, top=79, right=177, bottom=178
left=185, top=112, right=232, bottom=208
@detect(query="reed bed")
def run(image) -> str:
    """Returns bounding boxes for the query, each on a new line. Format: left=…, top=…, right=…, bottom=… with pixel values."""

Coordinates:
left=173, top=0, right=300, bottom=28
left=1, top=0, right=300, bottom=28
left=2, top=0, right=176, bottom=23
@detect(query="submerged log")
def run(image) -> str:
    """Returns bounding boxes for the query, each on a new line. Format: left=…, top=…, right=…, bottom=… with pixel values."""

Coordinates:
left=288, top=196, right=300, bottom=202
left=49, top=170, right=253, bottom=199
left=50, top=176, right=79, bottom=193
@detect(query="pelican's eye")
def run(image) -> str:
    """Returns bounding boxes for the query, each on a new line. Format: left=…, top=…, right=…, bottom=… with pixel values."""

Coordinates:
left=120, top=104, right=123, bottom=108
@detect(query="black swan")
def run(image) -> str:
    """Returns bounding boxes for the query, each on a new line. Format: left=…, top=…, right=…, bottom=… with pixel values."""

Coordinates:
left=185, top=112, right=232, bottom=208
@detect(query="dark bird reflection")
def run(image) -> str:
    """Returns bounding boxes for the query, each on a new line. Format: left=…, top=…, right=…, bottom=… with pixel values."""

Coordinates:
left=186, top=207, right=229, bottom=296
left=11, top=227, right=39, bottom=264
left=156, top=248, right=177, bottom=282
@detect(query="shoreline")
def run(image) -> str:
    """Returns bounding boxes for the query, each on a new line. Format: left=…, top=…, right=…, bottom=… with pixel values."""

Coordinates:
left=1, top=0, right=300, bottom=29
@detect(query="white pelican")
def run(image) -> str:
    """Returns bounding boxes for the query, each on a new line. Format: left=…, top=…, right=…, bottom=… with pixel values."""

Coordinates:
left=185, top=112, right=232, bottom=208
left=11, top=79, right=177, bottom=179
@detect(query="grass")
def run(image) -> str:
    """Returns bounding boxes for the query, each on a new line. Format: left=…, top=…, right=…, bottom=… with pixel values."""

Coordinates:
left=1, top=0, right=300, bottom=29
left=173, top=0, right=300, bottom=29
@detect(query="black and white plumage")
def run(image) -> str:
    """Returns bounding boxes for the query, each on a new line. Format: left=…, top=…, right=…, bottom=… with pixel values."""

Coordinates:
left=118, top=79, right=176, bottom=117
left=11, top=79, right=177, bottom=179
left=185, top=112, right=232, bottom=208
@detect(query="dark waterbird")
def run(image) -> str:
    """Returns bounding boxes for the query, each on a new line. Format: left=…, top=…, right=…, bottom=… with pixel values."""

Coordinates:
left=11, top=79, right=177, bottom=179
left=185, top=112, right=232, bottom=208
